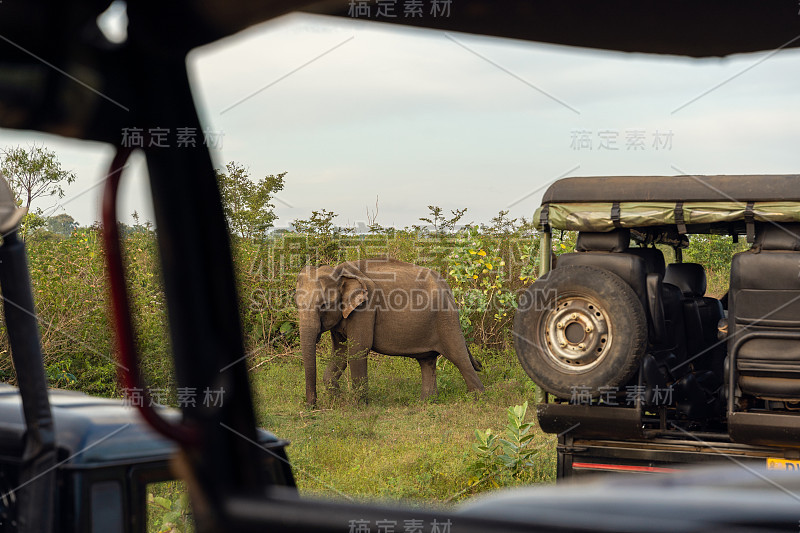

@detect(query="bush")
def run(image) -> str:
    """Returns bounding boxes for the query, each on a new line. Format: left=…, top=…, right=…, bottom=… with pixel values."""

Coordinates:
left=468, top=402, right=543, bottom=491
left=0, top=225, right=173, bottom=397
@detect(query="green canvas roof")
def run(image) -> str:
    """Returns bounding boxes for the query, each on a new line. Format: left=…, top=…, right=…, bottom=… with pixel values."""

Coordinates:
left=536, top=175, right=800, bottom=232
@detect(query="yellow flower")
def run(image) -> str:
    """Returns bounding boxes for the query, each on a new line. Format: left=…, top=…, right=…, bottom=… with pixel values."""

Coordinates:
left=472, top=275, right=478, bottom=279
left=519, top=276, right=526, bottom=281
left=469, top=249, right=477, bottom=254
left=478, top=250, right=487, bottom=256
left=482, top=269, right=488, bottom=274
left=499, top=261, right=506, bottom=266
left=560, top=243, right=566, bottom=249
left=486, top=263, right=493, bottom=270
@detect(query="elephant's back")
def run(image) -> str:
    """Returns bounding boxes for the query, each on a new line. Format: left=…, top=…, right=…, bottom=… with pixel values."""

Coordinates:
left=362, top=259, right=448, bottom=288
left=354, top=257, right=429, bottom=276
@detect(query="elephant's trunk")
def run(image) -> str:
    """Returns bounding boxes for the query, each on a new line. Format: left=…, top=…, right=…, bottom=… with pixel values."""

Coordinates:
left=299, top=310, right=321, bottom=406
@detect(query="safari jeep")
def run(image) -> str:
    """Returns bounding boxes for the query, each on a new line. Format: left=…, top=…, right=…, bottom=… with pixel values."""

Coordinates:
left=514, top=174, right=800, bottom=477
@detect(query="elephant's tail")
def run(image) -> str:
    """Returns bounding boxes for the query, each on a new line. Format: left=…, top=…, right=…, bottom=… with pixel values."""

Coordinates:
left=467, top=346, right=483, bottom=371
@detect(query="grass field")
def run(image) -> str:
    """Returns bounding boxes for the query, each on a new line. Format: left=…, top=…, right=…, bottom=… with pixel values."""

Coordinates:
left=248, top=343, right=557, bottom=505
left=146, top=347, right=556, bottom=531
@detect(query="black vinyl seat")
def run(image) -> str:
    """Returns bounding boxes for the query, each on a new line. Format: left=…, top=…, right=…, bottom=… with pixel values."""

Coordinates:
left=628, top=247, right=666, bottom=278
left=629, top=247, right=687, bottom=362
left=557, top=229, right=648, bottom=311
left=664, top=263, right=724, bottom=360
left=729, top=223, right=800, bottom=401
left=663, top=262, right=725, bottom=410
left=662, top=263, right=725, bottom=418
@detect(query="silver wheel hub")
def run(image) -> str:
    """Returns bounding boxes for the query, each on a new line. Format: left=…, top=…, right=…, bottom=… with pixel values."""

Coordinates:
left=543, top=297, right=612, bottom=372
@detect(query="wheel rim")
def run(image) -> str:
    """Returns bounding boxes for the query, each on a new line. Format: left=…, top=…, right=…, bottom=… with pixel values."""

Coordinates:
left=541, top=295, right=612, bottom=373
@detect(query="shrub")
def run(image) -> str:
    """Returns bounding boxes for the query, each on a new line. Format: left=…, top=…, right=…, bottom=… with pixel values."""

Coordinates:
left=469, top=402, right=541, bottom=490
left=0, top=226, right=172, bottom=397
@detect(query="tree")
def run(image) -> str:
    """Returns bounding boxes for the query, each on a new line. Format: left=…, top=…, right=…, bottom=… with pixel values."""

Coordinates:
left=1, top=145, right=76, bottom=209
left=19, top=211, right=47, bottom=239
left=292, top=209, right=353, bottom=265
left=292, top=209, right=344, bottom=235
left=215, top=162, right=286, bottom=239
left=46, top=213, right=78, bottom=237
left=129, top=210, right=153, bottom=234
left=418, top=205, right=468, bottom=234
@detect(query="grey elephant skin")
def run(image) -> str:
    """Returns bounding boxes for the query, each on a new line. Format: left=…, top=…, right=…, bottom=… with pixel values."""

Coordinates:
left=295, top=258, right=485, bottom=405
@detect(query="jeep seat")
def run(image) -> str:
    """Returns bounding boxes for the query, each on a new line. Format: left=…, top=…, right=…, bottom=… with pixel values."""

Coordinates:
left=729, top=223, right=800, bottom=401
left=664, top=263, right=724, bottom=368
left=628, top=247, right=666, bottom=277
left=557, top=229, right=648, bottom=309
left=629, top=248, right=688, bottom=365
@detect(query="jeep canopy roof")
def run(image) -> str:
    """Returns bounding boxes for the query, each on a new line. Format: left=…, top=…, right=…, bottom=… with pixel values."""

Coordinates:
left=534, top=175, right=800, bottom=234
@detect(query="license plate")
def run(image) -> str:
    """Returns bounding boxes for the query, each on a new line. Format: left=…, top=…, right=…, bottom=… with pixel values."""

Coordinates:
left=766, top=458, right=800, bottom=471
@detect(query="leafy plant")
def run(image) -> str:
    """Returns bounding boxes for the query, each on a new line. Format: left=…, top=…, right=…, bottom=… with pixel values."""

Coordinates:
left=497, top=402, right=538, bottom=473
left=148, top=484, right=192, bottom=533
left=471, top=428, right=501, bottom=487
left=447, top=227, right=515, bottom=346
left=45, top=364, right=77, bottom=388
left=469, top=402, right=540, bottom=488
left=19, top=209, right=48, bottom=240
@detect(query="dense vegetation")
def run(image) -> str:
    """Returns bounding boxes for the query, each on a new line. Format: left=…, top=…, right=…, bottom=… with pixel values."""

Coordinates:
left=3, top=209, right=543, bottom=392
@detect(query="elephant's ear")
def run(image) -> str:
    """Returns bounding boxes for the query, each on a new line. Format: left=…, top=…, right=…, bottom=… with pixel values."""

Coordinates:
left=341, top=276, right=368, bottom=319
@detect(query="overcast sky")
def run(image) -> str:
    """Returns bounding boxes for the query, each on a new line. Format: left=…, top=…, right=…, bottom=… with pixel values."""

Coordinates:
left=1, top=10, right=799, bottom=229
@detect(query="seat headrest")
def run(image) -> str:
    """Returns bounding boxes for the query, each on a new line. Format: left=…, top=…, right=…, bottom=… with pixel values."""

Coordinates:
left=664, top=263, right=707, bottom=297
left=755, top=223, right=800, bottom=251
left=575, top=229, right=630, bottom=253
left=628, top=247, right=666, bottom=276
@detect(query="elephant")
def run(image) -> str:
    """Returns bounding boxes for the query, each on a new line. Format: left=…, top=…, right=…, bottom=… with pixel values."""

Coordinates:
left=295, top=258, right=485, bottom=405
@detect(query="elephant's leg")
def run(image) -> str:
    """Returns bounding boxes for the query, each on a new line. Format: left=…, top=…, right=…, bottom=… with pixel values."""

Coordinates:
left=348, top=345, right=370, bottom=403
left=323, top=331, right=348, bottom=394
left=418, top=356, right=438, bottom=400
left=334, top=300, right=375, bottom=403
left=344, top=313, right=375, bottom=404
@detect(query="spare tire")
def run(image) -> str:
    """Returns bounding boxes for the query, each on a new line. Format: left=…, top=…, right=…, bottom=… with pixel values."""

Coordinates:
left=514, top=265, right=647, bottom=399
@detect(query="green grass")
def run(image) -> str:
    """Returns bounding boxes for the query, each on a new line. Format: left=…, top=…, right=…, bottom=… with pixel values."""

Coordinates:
left=249, top=344, right=557, bottom=505
left=17, top=226, right=562, bottom=510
